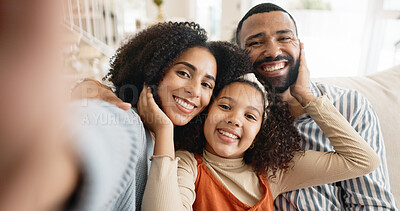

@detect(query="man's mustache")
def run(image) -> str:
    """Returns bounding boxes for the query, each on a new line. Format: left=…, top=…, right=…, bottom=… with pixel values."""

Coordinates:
left=253, top=55, right=294, bottom=70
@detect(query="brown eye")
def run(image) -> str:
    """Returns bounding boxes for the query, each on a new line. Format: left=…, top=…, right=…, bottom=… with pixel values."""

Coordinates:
left=218, top=104, right=230, bottom=110
left=201, top=82, right=213, bottom=89
left=176, top=70, right=190, bottom=78
left=245, top=114, right=257, bottom=121
left=279, top=37, right=291, bottom=42
left=248, top=41, right=261, bottom=47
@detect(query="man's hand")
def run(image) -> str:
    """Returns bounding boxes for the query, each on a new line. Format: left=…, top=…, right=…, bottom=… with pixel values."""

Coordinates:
left=71, top=79, right=132, bottom=110
left=290, top=42, right=316, bottom=106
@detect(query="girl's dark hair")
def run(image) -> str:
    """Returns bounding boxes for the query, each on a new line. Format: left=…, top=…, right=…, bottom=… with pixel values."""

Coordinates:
left=177, top=75, right=303, bottom=178
left=104, top=22, right=209, bottom=106
left=174, top=41, right=252, bottom=153
left=243, top=88, right=303, bottom=178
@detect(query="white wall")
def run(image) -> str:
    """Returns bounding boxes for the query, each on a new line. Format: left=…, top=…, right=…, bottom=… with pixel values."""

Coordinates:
left=220, top=0, right=241, bottom=41
left=145, top=0, right=195, bottom=23
left=141, top=0, right=400, bottom=76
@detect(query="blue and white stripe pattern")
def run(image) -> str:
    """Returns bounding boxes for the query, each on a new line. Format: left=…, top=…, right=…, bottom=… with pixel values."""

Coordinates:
left=71, top=101, right=154, bottom=211
left=274, top=82, right=398, bottom=211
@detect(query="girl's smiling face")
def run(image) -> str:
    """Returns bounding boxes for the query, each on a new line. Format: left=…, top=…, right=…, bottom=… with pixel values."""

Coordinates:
left=204, top=82, right=264, bottom=159
left=157, top=47, right=217, bottom=126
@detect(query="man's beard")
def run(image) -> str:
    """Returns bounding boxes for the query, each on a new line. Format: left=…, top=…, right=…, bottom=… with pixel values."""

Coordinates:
left=253, top=54, right=300, bottom=94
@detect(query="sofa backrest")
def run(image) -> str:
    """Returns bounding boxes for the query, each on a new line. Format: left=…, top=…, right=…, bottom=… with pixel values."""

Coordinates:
left=315, top=65, right=400, bottom=202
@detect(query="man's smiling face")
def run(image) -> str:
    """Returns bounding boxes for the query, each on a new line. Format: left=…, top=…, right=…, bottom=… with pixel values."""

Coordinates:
left=239, top=11, right=300, bottom=93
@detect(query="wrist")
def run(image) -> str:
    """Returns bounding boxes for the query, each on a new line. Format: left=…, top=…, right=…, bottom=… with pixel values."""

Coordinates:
left=153, top=125, right=175, bottom=157
left=154, top=124, right=174, bottom=138
left=298, top=93, right=317, bottom=107
left=292, top=91, right=316, bottom=107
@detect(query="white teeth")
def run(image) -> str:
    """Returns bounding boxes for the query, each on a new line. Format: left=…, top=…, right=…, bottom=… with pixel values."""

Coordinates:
left=174, top=97, right=194, bottom=110
left=263, top=63, right=285, bottom=72
left=218, top=130, right=239, bottom=139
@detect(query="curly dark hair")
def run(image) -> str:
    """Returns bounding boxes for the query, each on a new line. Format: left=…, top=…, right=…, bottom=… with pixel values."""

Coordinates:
left=176, top=76, right=304, bottom=178
left=174, top=41, right=252, bottom=153
left=104, top=22, right=209, bottom=106
left=244, top=88, right=303, bottom=178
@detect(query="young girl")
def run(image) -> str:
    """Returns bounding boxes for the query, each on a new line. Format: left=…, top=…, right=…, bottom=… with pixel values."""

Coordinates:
left=139, top=44, right=380, bottom=210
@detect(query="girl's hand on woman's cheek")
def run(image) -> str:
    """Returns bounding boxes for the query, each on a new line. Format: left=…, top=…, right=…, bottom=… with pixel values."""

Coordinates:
left=137, top=85, right=173, bottom=136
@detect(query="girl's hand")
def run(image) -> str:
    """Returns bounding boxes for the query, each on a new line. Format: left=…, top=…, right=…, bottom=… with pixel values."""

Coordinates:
left=137, top=86, right=175, bottom=157
left=290, top=42, right=316, bottom=106
left=137, top=85, right=173, bottom=137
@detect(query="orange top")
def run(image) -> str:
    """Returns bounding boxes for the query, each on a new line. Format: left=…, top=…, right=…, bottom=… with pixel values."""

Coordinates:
left=192, top=153, right=274, bottom=211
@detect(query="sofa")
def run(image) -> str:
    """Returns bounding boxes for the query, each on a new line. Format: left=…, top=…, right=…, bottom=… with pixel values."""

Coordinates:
left=315, top=65, right=400, bottom=202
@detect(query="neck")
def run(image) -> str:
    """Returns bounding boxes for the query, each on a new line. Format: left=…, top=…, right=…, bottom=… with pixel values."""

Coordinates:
left=279, top=89, right=306, bottom=119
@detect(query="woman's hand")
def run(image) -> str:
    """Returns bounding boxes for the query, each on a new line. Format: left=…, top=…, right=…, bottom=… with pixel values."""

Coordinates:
left=290, top=42, right=316, bottom=107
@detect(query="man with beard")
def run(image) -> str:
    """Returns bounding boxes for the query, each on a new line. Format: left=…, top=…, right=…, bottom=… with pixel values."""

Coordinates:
left=235, top=3, right=397, bottom=210
left=73, top=3, right=398, bottom=210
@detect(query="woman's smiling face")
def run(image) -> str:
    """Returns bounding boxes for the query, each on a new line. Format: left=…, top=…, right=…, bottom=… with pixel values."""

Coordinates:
left=157, top=47, right=217, bottom=126
left=204, top=82, right=264, bottom=159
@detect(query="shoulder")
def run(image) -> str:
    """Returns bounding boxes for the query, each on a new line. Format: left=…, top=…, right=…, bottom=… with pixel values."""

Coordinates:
left=70, top=100, right=150, bottom=178
left=313, top=82, right=373, bottom=117
left=72, top=100, right=148, bottom=140
left=314, top=82, right=366, bottom=103
left=74, top=100, right=142, bottom=125
left=68, top=101, right=148, bottom=210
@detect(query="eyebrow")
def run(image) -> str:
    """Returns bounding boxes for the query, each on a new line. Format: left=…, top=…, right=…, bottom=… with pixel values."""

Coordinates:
left=248, top=106, right=261, bottom=116
left=245, top=32, right=265, bottom=44
left=175, top=61, right=215, bottom=82
left=175, top=61, right=196, bottom=71
left=220, top=96, right=233, bottom=101
left=276, top=29, right=295, bottom=36
left=245, top=29, right=295, bottom=44
left=219, top=96, right=261, bottom=116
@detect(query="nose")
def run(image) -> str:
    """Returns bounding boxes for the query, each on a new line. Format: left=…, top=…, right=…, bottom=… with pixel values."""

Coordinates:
left=262, top=39, right=282, bottom=59
left=184, top=81, right=201, bottom=99
left=227, top=112, right=242, bottom=128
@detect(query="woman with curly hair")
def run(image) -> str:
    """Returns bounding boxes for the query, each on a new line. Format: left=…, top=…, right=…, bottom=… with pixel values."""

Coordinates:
left=67, top=22, right=249, bottom=210
left=139, top=43, right=380, bottom=210
left=104, top=21, right=242, bottom=125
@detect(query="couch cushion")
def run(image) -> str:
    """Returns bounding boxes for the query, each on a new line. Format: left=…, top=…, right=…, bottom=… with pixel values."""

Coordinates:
left=315, top=65, right=400, bottom=201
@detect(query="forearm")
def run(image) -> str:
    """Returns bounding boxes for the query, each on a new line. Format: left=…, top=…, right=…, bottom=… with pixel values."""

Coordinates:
left=274, top=95, right=380, bottom=195
left=71, top=78, right=131, bottom=110
left=304, top=95, right=380, bottom=173
left=142, top=156, right=189, bottom=211
left=71, top=79, right=104, bottom=100
left=153, top=127, right=175, bottom=159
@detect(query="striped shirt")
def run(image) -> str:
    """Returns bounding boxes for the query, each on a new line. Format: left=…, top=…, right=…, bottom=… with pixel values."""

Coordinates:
left=274, top=82, right=398, bottom=211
